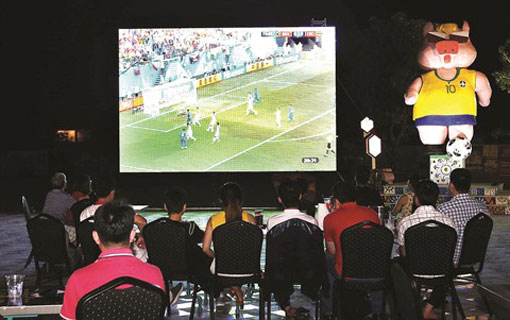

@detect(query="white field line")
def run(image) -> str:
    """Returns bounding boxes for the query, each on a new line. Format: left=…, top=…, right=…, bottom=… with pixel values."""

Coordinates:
left=204, top=108, right=335, bottom=171
left=269, top=129, right=335, bottom=143
left=120, top=164, right=156, bottom=172
left=121, top=62, right=304, bottom=129
left=265, top=80, right=331, bottom=88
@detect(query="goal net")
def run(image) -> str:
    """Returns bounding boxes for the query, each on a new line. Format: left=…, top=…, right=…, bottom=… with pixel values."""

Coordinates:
left=142, top=78, right=198, bottom=116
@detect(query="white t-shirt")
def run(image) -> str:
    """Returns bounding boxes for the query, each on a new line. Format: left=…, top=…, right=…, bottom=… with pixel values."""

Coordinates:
left=267, top=208, right=319, bottom=231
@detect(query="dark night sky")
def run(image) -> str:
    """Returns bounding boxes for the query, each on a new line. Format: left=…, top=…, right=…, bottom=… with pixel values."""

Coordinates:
left=2, top=0, right=509, bottom=151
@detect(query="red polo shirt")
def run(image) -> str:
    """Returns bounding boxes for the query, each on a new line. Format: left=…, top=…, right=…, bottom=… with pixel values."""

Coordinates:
left=60, top=248, right=165, bottom=320
left=323, top=202, right=380, bottom=275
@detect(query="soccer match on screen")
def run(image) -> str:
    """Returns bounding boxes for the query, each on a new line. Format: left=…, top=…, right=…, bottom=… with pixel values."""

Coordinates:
left=119, top=27, right=336, bottom=172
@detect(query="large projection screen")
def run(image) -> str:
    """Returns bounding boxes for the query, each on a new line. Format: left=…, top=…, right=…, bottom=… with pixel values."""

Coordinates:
left=119, top=27, right=336, bottom=172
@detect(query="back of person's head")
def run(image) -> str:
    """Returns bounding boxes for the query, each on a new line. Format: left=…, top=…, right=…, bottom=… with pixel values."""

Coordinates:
left=355, top=166, right=371, bottom=185
left=164, top=187, right=187, bottom=214
left=94, top=199, right=135, bottom=247
left=50, top=172, right=67, bottom=189
left=408, top=173, right=420, bottom=192
left=220, top=182, right=243, bottom=222
left=278, top=179, right=302, bottom=208
left=414, top=180, right=439, bottom=207
left=92, top=176, right=116, bottom=199
left=331, top=181, right=357, bottom=204
left=72, top=173, right=92, bottom=195
left=450, top=168, right=471, bottom=193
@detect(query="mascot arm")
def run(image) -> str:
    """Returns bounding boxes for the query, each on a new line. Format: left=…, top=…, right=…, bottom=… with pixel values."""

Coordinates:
left=404, top=77, right=423, bottom=105
left=475, top=71, right=492, bottom=107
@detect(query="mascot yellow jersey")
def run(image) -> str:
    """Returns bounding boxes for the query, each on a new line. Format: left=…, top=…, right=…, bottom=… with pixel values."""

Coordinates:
left=413, top=68, right=476, bottom=120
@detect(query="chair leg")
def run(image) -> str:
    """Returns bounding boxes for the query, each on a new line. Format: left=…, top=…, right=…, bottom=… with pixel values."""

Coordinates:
left=165, top=281, right=171, bottom=316
left=190, top=285, right=199, bottom=320
left=258, top=285, right=264, bottom=320
left=24, top=250, right=33, bottom=269
left=267, top=293, right=271, bottom=320
left=209, top=288, right=215, bottom=320
left=35, top=260, right=41, bottom=288
left=450, top=282, right=466, bottom=320
left=473, top=273, right=492, bottom=316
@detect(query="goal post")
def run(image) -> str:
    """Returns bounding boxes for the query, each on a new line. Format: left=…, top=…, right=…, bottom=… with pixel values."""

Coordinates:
left=142, top=78, right=198, bottom=116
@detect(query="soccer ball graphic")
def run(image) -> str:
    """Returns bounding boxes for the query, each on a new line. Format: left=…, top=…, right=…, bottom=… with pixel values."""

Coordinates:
left=446, top=136, right=472, bottom=160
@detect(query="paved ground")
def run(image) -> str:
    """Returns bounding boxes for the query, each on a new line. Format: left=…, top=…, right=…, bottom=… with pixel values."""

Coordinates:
left=1, top=212, right=509, bottom=319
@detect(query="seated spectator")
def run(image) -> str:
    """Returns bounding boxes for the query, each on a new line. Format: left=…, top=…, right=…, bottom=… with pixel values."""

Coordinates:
left=397, top=179, right=456, bottom=319
left=266, top=179, right=326, bottom=319
left=202, top=182, right=256, bottom=306
left=355, top=165, right=384, bottom=208
left=79, top=176, right=148, bottom=260
left=60, top=200, right=183, bottom=320
left=163, top=187, right=212, bottom=286
left=42, top=172, right=76, bottom=221
left=322, top=181, right=381, bottom=319
left=69, top=174, right=92, bottom=201
left=391, top=174, right=420, bottom=224
left=438, top=168, right=490, bottom=266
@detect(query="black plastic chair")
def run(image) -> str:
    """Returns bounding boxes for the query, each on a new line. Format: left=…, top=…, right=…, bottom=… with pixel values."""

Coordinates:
left=76, top=216, right=101, bottom=266
left=264, top=218, right=326, bottom=320
left=454, top=213, right=493, bottom=316
left=336, top=220, right=394, bottom=319
left=143, top=217, right=211, bottom=318
left=70, top=198, right=94, bottom=228
left=390, top=262, right=423, bottom=320
left=26, top=213, right=71, bottom=287
left=21, top=195, right=35, bottom=269
left=76, top=276, right=167, bottom=320
left=212, top=220, right=264, bottom=320
left=404, top=220, right=462, bottom=320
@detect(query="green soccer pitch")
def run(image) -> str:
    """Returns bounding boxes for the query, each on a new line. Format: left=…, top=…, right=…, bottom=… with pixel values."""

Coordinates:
left=119, top=59, right=336, bottom=172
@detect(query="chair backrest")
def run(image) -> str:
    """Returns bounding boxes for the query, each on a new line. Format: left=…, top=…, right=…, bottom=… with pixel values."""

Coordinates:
left=70, top=198, right=95, bottom=228
left=340, top=221, right=394, bottom=287
left=142, top=218, right=189, bottom=280
left=213, top=220, right=263, bottom=276
left=77, top=216, right=101, bottom=266
left=458, top=213, right=493, bottom=269
left=76, top=276, right=166, bottom=320
left=390, top=263, right=424, bottom=320
left=265, top=218, right=325, bottom=283
left=21, top=195, right=32, bottom=221
left=26, top=214, right=69, bottom=265
left=404, top=220, right=457, bottom=284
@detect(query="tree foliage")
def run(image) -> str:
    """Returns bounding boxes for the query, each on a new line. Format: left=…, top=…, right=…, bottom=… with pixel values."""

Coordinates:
left=339, top=13, right=426, bottom=166
left=493, top=39, right=510, bottom=94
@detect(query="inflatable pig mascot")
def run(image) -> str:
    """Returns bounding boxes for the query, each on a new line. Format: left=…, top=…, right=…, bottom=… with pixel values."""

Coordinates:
left=405, top=21, right=492, bottom=146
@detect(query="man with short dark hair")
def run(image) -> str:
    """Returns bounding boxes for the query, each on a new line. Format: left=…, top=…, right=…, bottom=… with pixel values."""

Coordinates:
left=79, top=176, right=148, bottom=260
left=60, top=200, right=179, bottom=320
left=397, top=179, right=456, bottom=319
left=322, top=181, right=381, bottom=319
left=438, top=168, right=489, bottom=265
left=266, top=179, right=324, bottom=318
left=163, top=188, right=211, bottom=284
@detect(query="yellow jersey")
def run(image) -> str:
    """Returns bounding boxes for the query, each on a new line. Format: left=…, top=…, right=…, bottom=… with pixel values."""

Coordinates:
left=413, top=68, right=477, bottom=120
left=210, top=211, right=253, bottom=230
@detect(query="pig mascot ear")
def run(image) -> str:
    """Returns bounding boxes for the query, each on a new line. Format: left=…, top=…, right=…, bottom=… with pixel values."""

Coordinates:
left=462, top=20, right=470, bottom=32
left=423, top=21, right=434, bottom=38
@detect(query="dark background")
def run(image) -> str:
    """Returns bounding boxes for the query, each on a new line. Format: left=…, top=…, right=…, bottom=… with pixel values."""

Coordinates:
left=1, top=0, right=509, bottom=210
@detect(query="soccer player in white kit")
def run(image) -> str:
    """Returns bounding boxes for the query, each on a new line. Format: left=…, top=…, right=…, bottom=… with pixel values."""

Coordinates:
left=275, top=108, right=282, bottom=127
left=212, top=122, right=221, bottom=143
left=186, top=124, right=196, bottom=141
left=207, top=111, right=217, bottom=132
left=192, top=107, right=201, bottom=126
left=246, top=93, right=258, bottom=115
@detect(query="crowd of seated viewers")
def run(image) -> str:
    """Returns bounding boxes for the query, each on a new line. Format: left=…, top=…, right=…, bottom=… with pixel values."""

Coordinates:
left=38, top=168, right=489, bottom=320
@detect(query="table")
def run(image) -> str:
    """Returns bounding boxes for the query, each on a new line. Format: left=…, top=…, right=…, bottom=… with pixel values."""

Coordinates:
left=0, top=290, right=63, bottom=320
